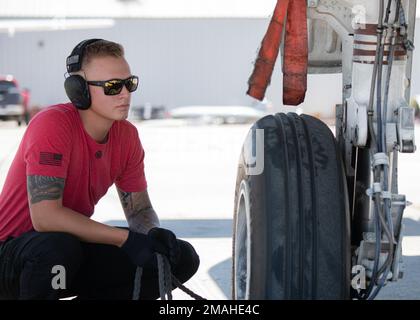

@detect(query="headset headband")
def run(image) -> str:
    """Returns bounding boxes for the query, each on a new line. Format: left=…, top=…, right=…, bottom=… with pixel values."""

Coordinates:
left=66, top=38, right=103, bottom=73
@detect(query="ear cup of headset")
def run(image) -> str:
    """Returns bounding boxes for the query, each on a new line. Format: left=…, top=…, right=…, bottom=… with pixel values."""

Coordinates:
left=64, top=75, right=91, bottom=110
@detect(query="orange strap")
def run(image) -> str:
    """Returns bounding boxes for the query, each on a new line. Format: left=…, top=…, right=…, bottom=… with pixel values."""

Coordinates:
left=247, top=0, right=308, bottom=106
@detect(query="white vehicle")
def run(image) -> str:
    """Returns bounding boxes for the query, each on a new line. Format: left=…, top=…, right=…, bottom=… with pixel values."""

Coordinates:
left=169, top=105, right=267, bottom=124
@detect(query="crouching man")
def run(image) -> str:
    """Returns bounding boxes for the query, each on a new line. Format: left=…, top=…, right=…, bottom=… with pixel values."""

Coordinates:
left=0, top=39, right=199, bottom=299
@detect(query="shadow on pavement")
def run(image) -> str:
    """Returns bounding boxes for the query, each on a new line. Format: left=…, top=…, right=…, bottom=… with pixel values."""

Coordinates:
left=104, top=219, right=233, bottom=238
left=208, top=257, right=232, bottom=299
left=378, top=217, right=420, bottom=299
left=377, top=255, right=420, bottom=299
left=402, top=217, right=420, bottom=236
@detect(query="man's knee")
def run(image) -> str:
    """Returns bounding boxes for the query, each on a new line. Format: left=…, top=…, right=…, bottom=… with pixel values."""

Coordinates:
left=174, top=240, right=200, bottom=282
left=16, top=232, right=83, bottom=299
left=25, top=232, right=83, bottom=272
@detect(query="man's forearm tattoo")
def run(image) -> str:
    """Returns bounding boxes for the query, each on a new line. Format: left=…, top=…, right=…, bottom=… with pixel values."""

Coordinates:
left=119, top=191, right=160, bottom=234
left=120, top=191, right=134, bottom=212
left=27, top=175, right=65, bottom=204
left=128, top=206, right=159, bottom=234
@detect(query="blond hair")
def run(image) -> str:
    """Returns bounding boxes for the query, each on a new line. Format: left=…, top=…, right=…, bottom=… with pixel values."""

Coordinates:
left=82, top=40, right=125, bottom=67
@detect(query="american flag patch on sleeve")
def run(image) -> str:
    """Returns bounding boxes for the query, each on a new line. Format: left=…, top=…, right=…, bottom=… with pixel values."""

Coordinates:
left=39, top=152, right=63, bottom=166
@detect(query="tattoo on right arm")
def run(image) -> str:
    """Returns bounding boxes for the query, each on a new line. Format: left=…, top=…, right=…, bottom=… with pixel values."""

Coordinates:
left=27, top=175, right=65, bottom=204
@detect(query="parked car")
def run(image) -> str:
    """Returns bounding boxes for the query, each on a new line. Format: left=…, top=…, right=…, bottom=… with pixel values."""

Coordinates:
left=0, top=75, right=29, bottom=126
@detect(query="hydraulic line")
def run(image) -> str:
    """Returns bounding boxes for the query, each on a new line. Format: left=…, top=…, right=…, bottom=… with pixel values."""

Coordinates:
left=382, top=0, right=401, bottom=151
left=361, top=0, right=399, bottom=300
left=382, top=0, right=401, bottom=249
left=375, top=0, right=390, bottom=153
left=373, top=0, right=402, bottom=297
left=368, top=193, right=394, bottom=299
left=357, top=184, right=382, bottom=299
left=362, top=157, right=383, bottom=299
left=361, top=0, right=384, bottom=300
left=375, top=0, right=401, bottom=288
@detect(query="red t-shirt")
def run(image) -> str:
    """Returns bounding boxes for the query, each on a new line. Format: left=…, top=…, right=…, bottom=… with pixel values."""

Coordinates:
left=0, top=103, right=147, bottom=241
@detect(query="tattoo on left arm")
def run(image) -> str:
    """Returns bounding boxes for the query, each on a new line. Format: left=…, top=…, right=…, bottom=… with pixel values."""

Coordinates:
left=120, top=191, right=134, bottom=212
left=117, top=189, right=160, bottom=234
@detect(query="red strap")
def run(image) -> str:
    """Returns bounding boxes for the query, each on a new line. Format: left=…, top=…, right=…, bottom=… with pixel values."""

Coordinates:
left=247, top=0, right=308, bottom=106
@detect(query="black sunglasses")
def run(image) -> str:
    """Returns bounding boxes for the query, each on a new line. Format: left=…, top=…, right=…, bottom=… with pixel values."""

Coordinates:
left=87, top=76, right=139, bottom=96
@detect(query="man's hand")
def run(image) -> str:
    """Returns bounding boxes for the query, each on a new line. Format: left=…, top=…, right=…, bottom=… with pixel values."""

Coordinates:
left=121, top=228, right=180, bottom=268
left=121, top=231, right=154, bottom=268
left=148, top=227, right=181, bottom=267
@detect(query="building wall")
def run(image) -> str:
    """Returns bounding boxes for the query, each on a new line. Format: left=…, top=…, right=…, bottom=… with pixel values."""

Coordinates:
left=0, top=18, right=418, bottom=118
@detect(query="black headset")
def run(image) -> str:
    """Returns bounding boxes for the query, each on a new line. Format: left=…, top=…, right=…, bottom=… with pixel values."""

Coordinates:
left=64, top=38, right=103, bottom=110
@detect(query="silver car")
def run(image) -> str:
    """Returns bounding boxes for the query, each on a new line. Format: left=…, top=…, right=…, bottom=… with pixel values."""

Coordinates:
left=0, top=76, right=26, bottom=126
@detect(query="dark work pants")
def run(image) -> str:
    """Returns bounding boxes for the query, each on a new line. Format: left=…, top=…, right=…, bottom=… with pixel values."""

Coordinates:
left=0, top=230, right=200, bottom=300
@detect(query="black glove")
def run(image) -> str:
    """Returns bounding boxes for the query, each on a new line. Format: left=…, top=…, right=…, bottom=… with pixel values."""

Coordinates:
left=121, top=231, right=155, bottom=268
left=147, top=227, right=181, bottom=268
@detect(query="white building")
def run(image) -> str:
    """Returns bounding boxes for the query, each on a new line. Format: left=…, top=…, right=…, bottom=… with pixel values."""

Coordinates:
left=0, top=0, right=419, bottom=118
